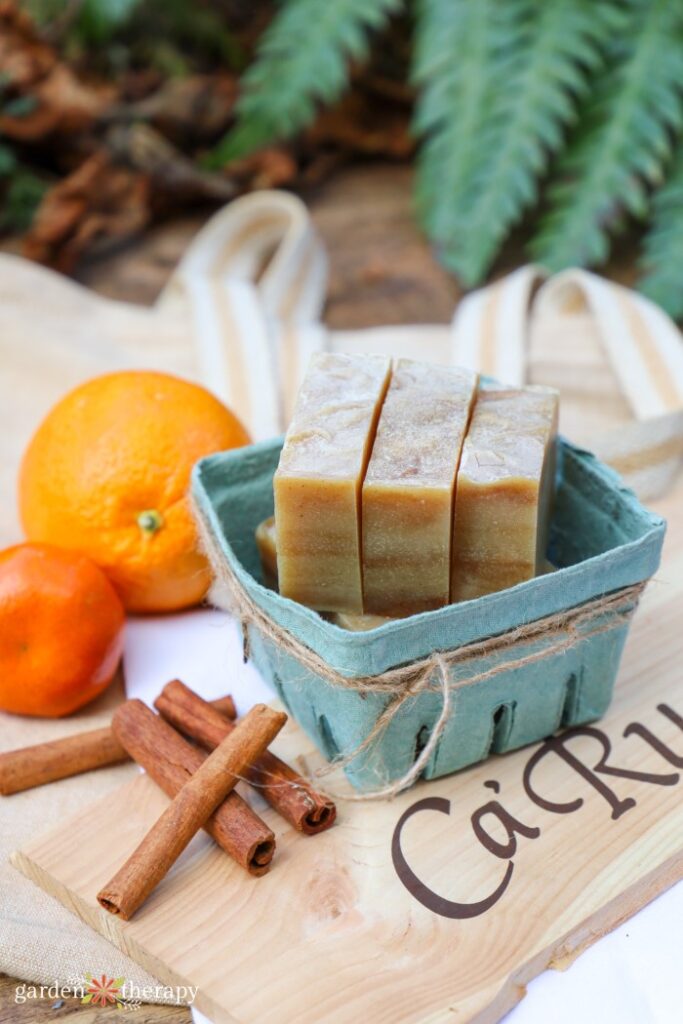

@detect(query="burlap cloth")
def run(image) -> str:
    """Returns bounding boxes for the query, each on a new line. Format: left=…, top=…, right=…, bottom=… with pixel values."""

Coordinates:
left=0, top=680, right=181, bottom=998
left=0, top=256, right=206, bottom=999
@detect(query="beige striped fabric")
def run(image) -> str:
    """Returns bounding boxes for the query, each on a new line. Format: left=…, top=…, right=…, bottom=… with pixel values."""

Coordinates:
left=158, top=190, right=328, bottom=439
left=161, top=191, right=683, bottom=499
left=450, top=265, right=683, bottom=498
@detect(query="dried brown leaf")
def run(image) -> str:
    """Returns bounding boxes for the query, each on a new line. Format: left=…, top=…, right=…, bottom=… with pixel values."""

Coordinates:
left=106, top=123, right=236, bottom=204
left=226, top=148, right=298, bottom=190
left=21, top=124, right=243, bottom=271
left=0, top=1, right=113, bottom=142
left=308, top=91, right=413, bottom=159
left=22, top=151, right=150, bottom=271
left=115, top=75, right=239, bottom=147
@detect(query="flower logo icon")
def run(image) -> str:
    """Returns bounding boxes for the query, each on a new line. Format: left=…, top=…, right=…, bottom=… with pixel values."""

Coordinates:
left=82, top=974, right=125, bottom=1009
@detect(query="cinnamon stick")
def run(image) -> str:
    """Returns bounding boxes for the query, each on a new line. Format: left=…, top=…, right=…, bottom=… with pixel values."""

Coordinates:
left=206, top=695, right=238, bottom=719
left=0, top=694, right=236, bottom=796
left=155, top=680, right=337, bottom=835
left=112, top=700, right=274, bottom=876
left=98, top=703, right=286, bottom=919
left=0, top=728, right=128, bottom=796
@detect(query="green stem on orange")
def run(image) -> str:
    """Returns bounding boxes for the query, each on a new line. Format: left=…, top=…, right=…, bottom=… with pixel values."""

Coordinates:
left=137, top=509, right=164, bottom=536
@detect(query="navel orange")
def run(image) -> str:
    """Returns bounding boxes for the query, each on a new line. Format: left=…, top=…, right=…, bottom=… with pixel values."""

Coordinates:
left=19, top=371, right=250, bottom=613
left=0, top=543, right=125, bottom=717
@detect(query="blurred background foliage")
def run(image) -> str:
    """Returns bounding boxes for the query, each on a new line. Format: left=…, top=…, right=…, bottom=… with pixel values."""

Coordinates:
left=2, top=0, right=683, bottom=316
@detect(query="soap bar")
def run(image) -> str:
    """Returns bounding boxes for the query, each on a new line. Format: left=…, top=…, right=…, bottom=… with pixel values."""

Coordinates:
left=274, top=352, right=391, bottom=612
left=451, top=386, right=559, bottom=602
left=255, top=517, right=278, bottom=590
left=362, top=360, right=478, bottom=615
left=330, top=612, right=394, bottom=631
left=255, top=516, right=393, bottom=628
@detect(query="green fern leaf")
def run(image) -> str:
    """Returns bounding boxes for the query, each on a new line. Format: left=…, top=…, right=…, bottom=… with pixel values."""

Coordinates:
left=419, top=0, right=621, bottom=287
left=78, top=0, right=142, bottom=41
left=413, top=0, right=516, bottom=247
left=532, top=0, right=683, bottom=272
left=0, top=143, right=17, bottom=177
left=638, top=147, right=683, bottom=318
left=210, top=0, right=402, bottom=167
left=0, top=170, right=46, bottom=232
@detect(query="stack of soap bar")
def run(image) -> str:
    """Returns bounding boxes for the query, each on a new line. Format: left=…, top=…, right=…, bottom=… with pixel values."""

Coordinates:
left=362, top=360, right=478, bottom=615
left=274, top=353, right=391, bottom=613
left=451, top=386, right=559, bottom=602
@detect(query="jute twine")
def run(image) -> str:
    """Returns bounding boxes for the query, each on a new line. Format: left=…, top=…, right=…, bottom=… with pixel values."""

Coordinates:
left=194, top=500, right=646, bottom=800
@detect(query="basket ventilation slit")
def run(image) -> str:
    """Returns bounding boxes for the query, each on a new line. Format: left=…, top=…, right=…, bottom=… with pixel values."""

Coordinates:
left=490, top=703, right=516, bottom=753
left=560, top=672, right=582, bottom=726
left=413, top=725, right=430, bottom=764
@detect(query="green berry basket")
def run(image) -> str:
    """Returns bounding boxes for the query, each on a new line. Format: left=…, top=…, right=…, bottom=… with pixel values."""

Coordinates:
left=192, top=435, right=665, bottom=792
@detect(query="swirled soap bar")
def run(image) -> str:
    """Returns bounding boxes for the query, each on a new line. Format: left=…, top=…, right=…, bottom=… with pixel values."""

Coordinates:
left=255, top=515, right=393, bottom=628
left=451, top=386, right=559, bottom=602
left=362, top=360, right=478, bottom=615
left=274, top=352, right=391, bottom=612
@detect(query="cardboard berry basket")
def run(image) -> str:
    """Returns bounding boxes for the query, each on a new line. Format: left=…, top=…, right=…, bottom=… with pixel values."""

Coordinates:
left=192, top=435, right=665, bottom=793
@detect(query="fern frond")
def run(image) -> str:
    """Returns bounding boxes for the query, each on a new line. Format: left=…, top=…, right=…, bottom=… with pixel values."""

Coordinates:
left=0, top=169, right=46, bottom=232
left=413, top=0, right=518, bottom=246
left=78, top=0, right=142, bottom=41
left=419, top=0, right=621, bottom=287
left=211, top=0, right=402, bottom=166
left=638, top=147, right=683, bottom=318
left=531, top=0, right=683, bottom=272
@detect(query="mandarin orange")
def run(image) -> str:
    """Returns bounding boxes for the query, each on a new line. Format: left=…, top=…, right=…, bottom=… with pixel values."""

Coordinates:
left=0, top=543, right=125, bottom=717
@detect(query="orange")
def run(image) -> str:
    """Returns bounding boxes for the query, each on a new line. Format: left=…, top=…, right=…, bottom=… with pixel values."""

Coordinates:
left=0, top=543, right=125, bottom=717
left=19, top=371, right=250, bottom=613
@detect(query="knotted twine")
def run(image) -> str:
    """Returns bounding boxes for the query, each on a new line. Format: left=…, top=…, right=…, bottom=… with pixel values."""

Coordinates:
left=194, top=501, right=647, bottom=800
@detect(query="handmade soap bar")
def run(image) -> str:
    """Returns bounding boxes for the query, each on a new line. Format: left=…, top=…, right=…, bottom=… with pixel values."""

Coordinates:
left=256, top=516, right=392, bottom=627
left=255, top=516, right=278, bottom=590
left=362, top=360, right=478, bottom=615
left=330, top=612, right=394, bottom=631
left=451, top=386, right=559, bottom=602
left=274, top=352, right=391, bottom=612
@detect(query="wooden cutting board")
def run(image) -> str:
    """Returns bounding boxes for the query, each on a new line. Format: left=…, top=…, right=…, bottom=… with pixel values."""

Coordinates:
left=12, top=484, right=683, bottom=1024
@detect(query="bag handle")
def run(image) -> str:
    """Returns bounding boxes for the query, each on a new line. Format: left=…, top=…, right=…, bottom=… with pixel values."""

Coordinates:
left=448, top=266, right=543, bottom=385
left=450, top=265, right=683, bottom=415
left=158, top=190, right=329, bottom=439
left=535, top=270, right=683, bottom=419
left=450, top=265, right=683, bottom=498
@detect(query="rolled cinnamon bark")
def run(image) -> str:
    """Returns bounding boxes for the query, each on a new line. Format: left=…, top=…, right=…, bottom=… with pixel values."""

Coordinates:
left=0, top=694, right=236, bottom=796
left=155, top=680, right=337, bottom=835
left=0, top=728, right=128, bottom=796
left=112, top=700, right=274, bottom=876
left=206, top=695, right=238, bottom=719
left=98, top=703, right=286, bottom=919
